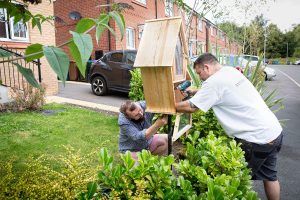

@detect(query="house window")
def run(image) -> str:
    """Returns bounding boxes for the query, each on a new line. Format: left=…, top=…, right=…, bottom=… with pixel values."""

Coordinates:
left=0, top=8, right=9, bottom=39
left=165, top=0, right=173, bottom=17
left=0, top=8, right=29, bottom=41
left=126, top=28, right=135, bottom=49
left=185, top=11, right=191, bottom=25
left=136, top=0, right=146, bottom=4
left=198, top=19, right=203, bottom=31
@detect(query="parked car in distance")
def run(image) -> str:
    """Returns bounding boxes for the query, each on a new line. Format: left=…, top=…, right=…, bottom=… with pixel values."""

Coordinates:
left=295, top=60, right=300, bottom=65
left=241, top=55, right=276, bottom=81
left=88, top=50, right=137, bottom=96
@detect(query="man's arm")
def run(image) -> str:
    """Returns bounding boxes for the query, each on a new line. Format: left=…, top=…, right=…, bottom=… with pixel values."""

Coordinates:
left=145, top=115, right=167, bottom=140
left=175, top=100, right=198, bottom=113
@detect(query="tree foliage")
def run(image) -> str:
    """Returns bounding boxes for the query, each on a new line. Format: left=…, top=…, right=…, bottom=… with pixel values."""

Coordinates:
left=219, top=15, right=300, bottom=59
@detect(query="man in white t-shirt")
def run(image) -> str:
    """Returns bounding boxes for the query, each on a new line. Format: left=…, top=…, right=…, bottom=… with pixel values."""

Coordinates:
left=176, top=53, right=283, bottom=200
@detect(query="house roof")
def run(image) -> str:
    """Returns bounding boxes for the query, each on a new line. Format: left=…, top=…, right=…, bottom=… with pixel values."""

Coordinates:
left=134, top=17, right=188, bottom=67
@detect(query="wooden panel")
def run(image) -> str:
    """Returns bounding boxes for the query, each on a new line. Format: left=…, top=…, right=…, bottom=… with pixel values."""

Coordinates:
left=141, top=67, right=176, bottom=114
left=134, top=17, right=182, bottom=67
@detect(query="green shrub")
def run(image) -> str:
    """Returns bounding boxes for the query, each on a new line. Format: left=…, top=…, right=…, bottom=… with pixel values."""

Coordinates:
left=81, top=147, right=258, bottom=199
left=176, top=133, right=258, bottom=199
left=129, top=69, right=144, bottom=101
left=0, top=146, right=99, bottom=199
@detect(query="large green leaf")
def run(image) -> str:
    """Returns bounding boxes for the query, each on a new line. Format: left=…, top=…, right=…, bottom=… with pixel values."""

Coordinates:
left=0, top=48, right=12, bottom=58
left=43, top=46, right=69, bottom=85
left=95, top=15, right=110, bottom=44
left=31, top=15, right=42, bottom=34
left=68, top=41, right=83, bottom=76
left=13, top=62, right=40, bottom=88
left=75, top=18, right=96, bottom=33
left=109, top=11, right=125, bottom=40
left=86, top=182, right=97, bottom=199
left=25, top=43, right=44, bottom=62
left=70, top=31, right=93, bottom=77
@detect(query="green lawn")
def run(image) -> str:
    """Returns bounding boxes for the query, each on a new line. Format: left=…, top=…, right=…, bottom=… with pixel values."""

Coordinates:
left=0, top=103, right=120, bottom=171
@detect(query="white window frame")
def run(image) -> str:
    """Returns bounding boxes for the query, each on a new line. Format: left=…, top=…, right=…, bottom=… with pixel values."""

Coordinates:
left=126, top=27, right=135, bottom=50
left=198, top=18, right=203, bottom=31
left=0, top=8, right=9, bottom=41
left=165, top=0, right=173, bottom=17
left=136, top=0, right=146, bottom=5
left=0, top=8, right=29, bottom=42
left=9, top=17, right=29, bottom=41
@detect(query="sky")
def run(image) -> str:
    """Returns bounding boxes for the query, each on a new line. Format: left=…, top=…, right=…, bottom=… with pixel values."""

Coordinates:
left=184, top=0, right=300, bottom=32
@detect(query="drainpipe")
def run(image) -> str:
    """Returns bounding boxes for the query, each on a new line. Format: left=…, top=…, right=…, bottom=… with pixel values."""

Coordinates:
left=155, top=0, right=158, bottom=19
left=205, top=22, right=210, bottom=53
left=107, top=0, right=111, bottom=51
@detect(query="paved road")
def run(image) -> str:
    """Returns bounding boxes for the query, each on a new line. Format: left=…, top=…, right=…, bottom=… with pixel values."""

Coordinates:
left=58, top=81, right=128, bottom=108
left=57, top=65, right=300, bottom=199
left=253, top=65, right=300, bottom=200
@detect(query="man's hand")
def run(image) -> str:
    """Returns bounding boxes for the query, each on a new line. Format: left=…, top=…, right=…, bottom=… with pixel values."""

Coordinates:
left=185, top=88, right=198, bottom=96
left=155, top=114, right=168, bottom=127
left=145, top=115, right=168, bottom=140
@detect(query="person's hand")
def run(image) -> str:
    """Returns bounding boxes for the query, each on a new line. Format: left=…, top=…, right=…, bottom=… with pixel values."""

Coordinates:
left=185, top=88, right=198, bottom=96
left=155, top=114, right=168, bottom=127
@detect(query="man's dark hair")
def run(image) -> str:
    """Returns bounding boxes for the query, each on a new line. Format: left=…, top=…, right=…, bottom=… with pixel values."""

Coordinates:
left=193, top=53, right=219, bottom=69
left=120, top=100, right=137, bottom=117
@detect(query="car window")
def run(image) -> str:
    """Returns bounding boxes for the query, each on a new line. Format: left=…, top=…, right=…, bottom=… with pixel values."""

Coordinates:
left=251, top=56, right=259, bottom=61
left=126, top=52, right=136, bottom=64
left=110, top=52, right=124, bottom=63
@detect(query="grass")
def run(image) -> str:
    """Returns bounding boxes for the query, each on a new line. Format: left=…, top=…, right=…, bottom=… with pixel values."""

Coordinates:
left=0, top=103, right=119, bottom=172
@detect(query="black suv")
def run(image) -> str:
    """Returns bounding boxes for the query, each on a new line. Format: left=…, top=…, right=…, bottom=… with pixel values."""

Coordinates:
left=88, top=50, right=137, bottom=96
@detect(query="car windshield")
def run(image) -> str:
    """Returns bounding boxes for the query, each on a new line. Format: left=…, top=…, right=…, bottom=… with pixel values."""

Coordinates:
left=243, top=55, right=259, bottom=61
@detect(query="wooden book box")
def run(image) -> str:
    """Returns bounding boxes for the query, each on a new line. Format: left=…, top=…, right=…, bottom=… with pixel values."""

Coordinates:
left=134, top=17, right=189, bottom=114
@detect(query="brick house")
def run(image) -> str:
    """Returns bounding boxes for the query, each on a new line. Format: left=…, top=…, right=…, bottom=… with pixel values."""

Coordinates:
left=54, top=0, right=241, bottom=62
left=0, top=1, right=58, bottom=95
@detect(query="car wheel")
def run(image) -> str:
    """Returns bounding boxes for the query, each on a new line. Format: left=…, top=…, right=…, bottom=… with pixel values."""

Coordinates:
left=264, top=72, right=268, bottom=81
left=91, top=76, right=107, bottom=96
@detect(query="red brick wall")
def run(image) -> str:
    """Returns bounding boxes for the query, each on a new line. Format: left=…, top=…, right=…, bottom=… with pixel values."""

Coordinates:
left=54, top=0, right=241, bottom=58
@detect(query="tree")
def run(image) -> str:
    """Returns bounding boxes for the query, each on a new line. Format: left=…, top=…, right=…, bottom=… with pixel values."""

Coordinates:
left=265, top=24, right=284, bottom=58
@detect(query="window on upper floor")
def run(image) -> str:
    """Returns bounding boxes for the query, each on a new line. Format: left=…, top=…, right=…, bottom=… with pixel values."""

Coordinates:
left=136, top=0, right=146, bottom=5
left=126, top=27, right=135, bottom=49
left=165, top=0, right=173, bottom=17
left=198, top=18, right=203, bottom=31
left=210, top=26, right=214, bottom=36
left=0, top=8, right=29, bottom=42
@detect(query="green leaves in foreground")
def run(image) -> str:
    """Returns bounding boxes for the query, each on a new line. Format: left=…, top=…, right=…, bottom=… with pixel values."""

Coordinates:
left=69, top=32, right=93, bottom=77
left=0, top=48, right=12, bottom=58
left=13, top=62, right=40, bottom=88
left=43, top=46, right=69, bottom=85
left=25, top=43, right=44, bottom=62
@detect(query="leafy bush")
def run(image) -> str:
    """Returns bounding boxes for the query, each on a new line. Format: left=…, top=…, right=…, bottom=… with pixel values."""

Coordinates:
left=80, top=148, right=186, bottom=199
left=176, top=133, right=258, bottom=199
left=0, top=146, right=99, bottom=199
left=81, top=147, right=258, bottom=199
left=129, top=69, right=144, bottom=101
left=1, top=84, right=46, bottom=112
